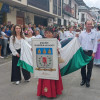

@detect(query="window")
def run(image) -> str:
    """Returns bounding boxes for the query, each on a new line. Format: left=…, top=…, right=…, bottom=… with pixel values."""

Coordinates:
left=58, top=18, right=61, bottom=26
left=53, top=0, right=57, bottom=14
left=27, top=0, right=49, bottom=11
left=58, top=0, right=61, bottom=16
left=69, top=0, right=71, bottom=6
left=58, top=0, right=61, bottom=7
left=75, top=4, right=77, bottom=18
left=81, top=14, right=85, bottom=22
left=64, top=19, right=66, bottom=26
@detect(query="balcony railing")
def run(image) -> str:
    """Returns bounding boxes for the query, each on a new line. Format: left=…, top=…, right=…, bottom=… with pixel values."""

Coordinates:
left=27, top=0, right=49, bottom=12
left=63, top=3, right=73, bottom=17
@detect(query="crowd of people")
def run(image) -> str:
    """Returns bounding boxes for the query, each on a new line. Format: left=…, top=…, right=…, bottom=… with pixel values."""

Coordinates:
left=0, top=23, right=83, bottom=59
left=0, top=20, right=100, bottom=98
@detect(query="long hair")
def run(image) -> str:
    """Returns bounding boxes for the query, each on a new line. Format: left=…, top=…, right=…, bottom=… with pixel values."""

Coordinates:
left=12, top=25, right=25, bottom=43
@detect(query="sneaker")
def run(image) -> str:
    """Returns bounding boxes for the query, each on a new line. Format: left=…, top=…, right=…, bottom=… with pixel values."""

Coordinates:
left=15, top=81, right=20, bottom=85
left=0, top=56, right=4, bottom=58
left=25, top=79, right=30, bottom=82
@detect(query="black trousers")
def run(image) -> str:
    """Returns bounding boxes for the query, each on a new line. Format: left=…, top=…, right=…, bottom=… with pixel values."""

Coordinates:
left=11, top=49, right=31, bottom=82
left=81, top=50, right=93, bottom=82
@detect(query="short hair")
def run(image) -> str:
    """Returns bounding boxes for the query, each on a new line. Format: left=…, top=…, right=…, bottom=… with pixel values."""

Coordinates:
left=85, top=20, right=92, bottom=25
left=45, top=27, right=54, bottom=34
left=97, top=25, right=100, bottom=30
left=1, top=27, right=5, bottom=31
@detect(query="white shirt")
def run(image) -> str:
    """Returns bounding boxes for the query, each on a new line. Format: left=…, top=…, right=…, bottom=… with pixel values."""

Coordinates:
left=79, top=30, right=97, bottom=53
left=58, top=40, right=61, bottom=50
left=36, top=34, right=42, bottom=39
left=59, top=31, right=65, bottom=40
left=64, top=31, right=74, bottom=39
left=9, top=36, right=22, bottom=56
left=1, top=31, right=8, bottom=40
left=25, top=36, right=36, bottom=46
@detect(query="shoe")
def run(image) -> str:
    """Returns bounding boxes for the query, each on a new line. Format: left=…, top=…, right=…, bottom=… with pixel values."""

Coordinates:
left=25, top=79, right=30, bottom=82
left=80, top=81, right=86, bottom=86
left=0, top=56, right=4, bottom=58
left=86, top=82, right=90, bottom=87
left=15, top=81, right=20, bottom=85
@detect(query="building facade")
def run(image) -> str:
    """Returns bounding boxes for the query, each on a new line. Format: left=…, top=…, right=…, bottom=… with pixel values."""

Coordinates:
left=62, top=0, right=79, bottom=26
left=0, top=0, right=62, bottom=26
left=89, top=7, right=100, bottom=24
left=78, top=6, right=94, bottom=28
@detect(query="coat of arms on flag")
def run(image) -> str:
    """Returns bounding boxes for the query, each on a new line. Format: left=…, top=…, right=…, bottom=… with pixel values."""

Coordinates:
left=35, top=48, right=56, bottom=71
left=32, top=38, right=59, bottom=80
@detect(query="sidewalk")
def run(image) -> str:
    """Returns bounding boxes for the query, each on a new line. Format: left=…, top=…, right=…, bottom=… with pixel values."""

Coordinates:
left=0, top=55, right=12, bottom=64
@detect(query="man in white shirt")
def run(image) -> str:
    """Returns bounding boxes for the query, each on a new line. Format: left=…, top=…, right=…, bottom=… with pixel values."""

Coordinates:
left=35, top=27, right=42, bottom=39
left=79, top=21, right=97, bottom=87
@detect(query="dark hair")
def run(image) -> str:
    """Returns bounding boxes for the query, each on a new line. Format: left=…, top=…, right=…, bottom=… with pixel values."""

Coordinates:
left=68, top=25, right=73, bottom=30
left=1, top=27, right=5, bottom=31
left=12, top=25, right=25, bottom=43
left=28, top=23, right=31, bottom=25
left=85, top=20, right=92, bottom=25
left=97, top=25, right=100, bottom=30
left=6, top=26, right=9, bottom=29
left=45, top=27, right=54, bottom=34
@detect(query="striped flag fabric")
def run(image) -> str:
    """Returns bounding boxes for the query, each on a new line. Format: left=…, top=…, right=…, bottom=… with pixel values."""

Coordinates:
left=17, top=39, right=33, bottom=73
left=60, top=38, right=73, bottom=48
left=60, top=37, right=92, bottom=76
left=17, top=37, right=92, bottom=76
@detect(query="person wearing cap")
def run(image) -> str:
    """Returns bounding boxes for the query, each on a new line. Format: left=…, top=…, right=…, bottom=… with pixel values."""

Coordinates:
left=35, top=27, right=42, bottom=38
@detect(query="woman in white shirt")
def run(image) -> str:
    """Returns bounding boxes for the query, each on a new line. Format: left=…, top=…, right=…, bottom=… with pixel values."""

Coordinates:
left=25, top=29, right=35, bottom=46
left=9, top=25, right=31, bottom=85
left=64, top=26, right=74, bottom=39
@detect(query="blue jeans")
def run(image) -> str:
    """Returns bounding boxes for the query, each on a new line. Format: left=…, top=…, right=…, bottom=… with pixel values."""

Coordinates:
left=2, top=39, right=8, bottom=57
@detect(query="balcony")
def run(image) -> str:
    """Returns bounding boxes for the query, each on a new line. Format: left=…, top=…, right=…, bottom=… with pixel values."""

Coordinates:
left=27, top=0, right=49, bottom=12
left=63, top=3, right=73, bottom=17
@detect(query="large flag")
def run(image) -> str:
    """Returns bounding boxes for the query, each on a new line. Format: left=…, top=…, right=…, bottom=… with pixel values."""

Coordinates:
left=60, top=38, right=73, bottom=48
left=17, top=39, right=33, bottom=73
left=60, top=37, right=92, bottom=76
left=17, top=38, right=92, bottom=75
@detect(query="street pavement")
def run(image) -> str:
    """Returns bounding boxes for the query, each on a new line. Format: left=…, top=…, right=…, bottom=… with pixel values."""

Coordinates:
left=0, top=57, right=100, bottom=100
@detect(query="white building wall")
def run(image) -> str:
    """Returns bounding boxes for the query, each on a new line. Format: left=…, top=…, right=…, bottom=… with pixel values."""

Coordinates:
left=7, top=6, right=35, bottom=25
left=12, top=0, right=27, bottom=5
left=64, top=15, right=70, bottom=25
left=64, top=0, right=69, bottom=4
left=7, top=7, right=17, bottom=24
left=78, top=11, right=93, bottom=24
left=71, top=0, right=78, bottom=19
left=49, top=0, right=53, bottom=13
